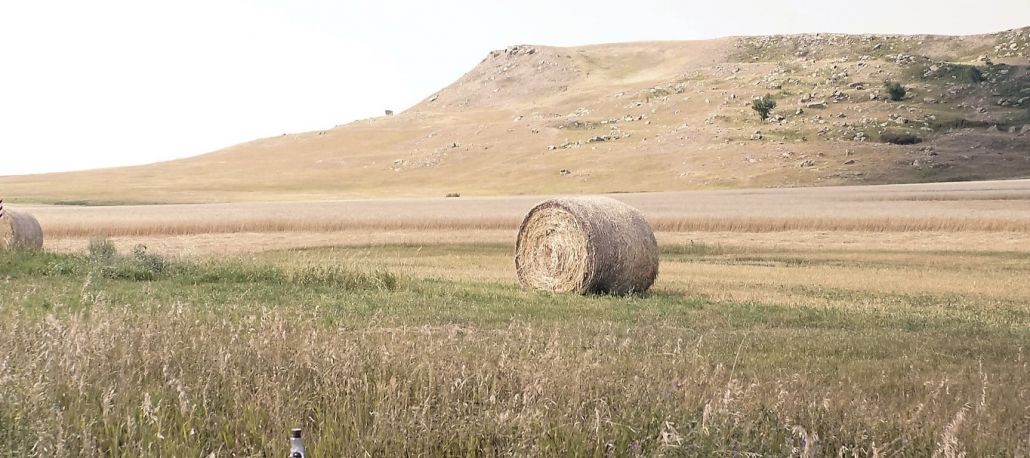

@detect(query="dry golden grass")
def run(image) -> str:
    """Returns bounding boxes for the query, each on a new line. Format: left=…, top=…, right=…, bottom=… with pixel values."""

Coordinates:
left=22, top=180, right=1030, bottom=241
left=2, top=242, right=1027, bottom=455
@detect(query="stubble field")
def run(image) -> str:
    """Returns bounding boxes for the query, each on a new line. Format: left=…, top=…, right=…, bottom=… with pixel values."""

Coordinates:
left=2, top=180, right=1029, bottom=455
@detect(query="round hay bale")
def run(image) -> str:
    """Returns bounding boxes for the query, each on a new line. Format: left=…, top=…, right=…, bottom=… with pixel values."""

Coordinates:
left=514, top=196, right=658, bottom=294
left=0, top=211, right=44, bottom=251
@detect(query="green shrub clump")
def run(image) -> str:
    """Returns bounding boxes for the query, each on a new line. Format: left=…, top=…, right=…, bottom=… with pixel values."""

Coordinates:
left=751, top=94, right=777, bottom=120
left=885, top=81, right=906, bottom=101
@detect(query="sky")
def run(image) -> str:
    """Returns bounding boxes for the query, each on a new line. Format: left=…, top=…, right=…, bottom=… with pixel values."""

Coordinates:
left=1, top=1, right=1027, bottom=176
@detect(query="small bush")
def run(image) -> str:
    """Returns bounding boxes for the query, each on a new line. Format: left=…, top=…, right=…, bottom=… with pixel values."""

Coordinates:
left=87, top=238, right=117, bottom=262
left=962, top=66, right=984, bottom=83
left=880, top=131, right=922, bottom=145
left=751, top=94, right=777, bottom=120
left=445, top=192, right=461, bottom=198
left=132, top=244, right=166, bottom=275
left=885, top=81, right=906, bottom=101
left=931, top=64, right=984, bottom=83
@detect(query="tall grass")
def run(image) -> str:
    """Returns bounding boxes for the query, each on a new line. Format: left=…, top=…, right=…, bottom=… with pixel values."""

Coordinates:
left=0, top=292, right=1023, bottom=456
left=0, top=249, right=1028, bottom=455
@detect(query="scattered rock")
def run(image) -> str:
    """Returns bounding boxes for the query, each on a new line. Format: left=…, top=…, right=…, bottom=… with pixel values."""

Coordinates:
left=799, top=159, right=816, bottom=168
left=559, top=168, right=571, bottom=176
left=806, top=101, right=828, bottom=109
left=490, top=45, right=537, bottom=58
left=844, top=159, right=856, bottom=165
left=1021, top=124, right=1030, bottom=135
left=750, top=130, right=763, bottom=140
left=795, top=108, right=804, bottom=115
left=987, top=125, right=999, bottom=132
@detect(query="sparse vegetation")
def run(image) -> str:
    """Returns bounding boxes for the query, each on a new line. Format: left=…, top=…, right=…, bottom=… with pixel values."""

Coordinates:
left=87, top=237, right=117, bottom=261
left=953, top=64, right=983, bottom=83
left=885, top=81, right=907, bottom=101
left=750, top=94, right=777, bottom=120
left=446, top=192, right=461, bottom=198
left=879, top=130, right=921, bottom=145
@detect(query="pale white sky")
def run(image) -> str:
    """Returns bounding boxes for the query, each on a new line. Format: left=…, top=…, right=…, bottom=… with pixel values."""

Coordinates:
left=1, top=1, right=1027, bottom=176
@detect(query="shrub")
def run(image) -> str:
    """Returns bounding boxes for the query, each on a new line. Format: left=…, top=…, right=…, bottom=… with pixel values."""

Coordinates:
left=751, top=94, right=777, bottom=120
left=885, top=81, right=906, bottom=101
left=931, top=64, right=984, bottom=83
left=87, top=238, right=117, bottom=262
left=446, top=192, right=461, bottom=198
left=962, top=66, right=984, bottom=83
left=880, top=131, right=921, bottom=145
left=132, top=244, right=166, bottom=275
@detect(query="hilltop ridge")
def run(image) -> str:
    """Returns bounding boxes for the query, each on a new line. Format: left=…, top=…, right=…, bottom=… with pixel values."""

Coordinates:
left=2, top=27, right=1029, bottom=204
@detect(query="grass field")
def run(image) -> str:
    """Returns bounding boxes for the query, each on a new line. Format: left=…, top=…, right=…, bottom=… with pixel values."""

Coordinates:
left=2, top=181, right=1030, bottom=455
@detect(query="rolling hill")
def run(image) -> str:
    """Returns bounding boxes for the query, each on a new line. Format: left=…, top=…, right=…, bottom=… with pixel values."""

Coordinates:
left=2, top=27, right=1029, bottom=204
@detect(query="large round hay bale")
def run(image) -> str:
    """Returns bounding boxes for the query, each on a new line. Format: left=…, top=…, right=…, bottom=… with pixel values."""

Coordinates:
left=0, top=211, right=44, bottom=251
left=515, top=196, right=659, bottom=294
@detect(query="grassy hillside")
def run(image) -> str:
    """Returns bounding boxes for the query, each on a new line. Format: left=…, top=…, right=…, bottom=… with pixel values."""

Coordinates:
left=2, top=28, right=1029, bottom=204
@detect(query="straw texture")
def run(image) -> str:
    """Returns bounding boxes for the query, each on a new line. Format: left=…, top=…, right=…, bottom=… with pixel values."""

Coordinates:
left=515, top=197, right=658, bottom=294
left=0, top=211, right=44, bottom=251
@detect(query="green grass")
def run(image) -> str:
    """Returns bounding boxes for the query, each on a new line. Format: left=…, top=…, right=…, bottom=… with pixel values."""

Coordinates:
left=0, top=248, right=1027, bottom=456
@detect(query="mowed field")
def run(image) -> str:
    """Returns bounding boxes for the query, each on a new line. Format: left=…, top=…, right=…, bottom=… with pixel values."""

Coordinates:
left=2, top=180, right=1030, bottom=455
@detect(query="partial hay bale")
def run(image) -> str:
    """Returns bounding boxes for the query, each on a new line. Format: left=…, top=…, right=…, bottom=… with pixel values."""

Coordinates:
left=0, top=211, right=44, bottom=251
left=514, top=196, right=659, bottom=294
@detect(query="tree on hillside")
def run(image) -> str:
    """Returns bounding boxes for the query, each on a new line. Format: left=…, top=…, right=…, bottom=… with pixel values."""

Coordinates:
left=751, top=94, right=777, bottom=120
